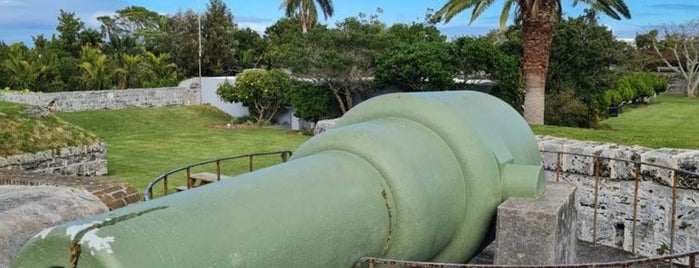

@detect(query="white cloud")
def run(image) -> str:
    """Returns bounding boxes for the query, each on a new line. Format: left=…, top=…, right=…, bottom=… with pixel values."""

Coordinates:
left=238, top=22, right=271, bottom=34
left=0, top=0, right=127, bottom=43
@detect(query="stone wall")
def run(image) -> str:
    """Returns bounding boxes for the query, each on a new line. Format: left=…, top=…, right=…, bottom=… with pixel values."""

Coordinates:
left=0, top=143, right=107, bottom=176
left=537, top=136, right=698, bottom=257
left=0, top=87, right=200, bottom=112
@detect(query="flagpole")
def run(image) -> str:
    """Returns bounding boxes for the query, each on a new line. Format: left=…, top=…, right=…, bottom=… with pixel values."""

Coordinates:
left=198, top=0, right=203, bottom=97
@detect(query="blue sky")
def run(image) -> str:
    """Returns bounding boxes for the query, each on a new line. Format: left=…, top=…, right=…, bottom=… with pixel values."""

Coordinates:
left=1, top=0, right=697, bottom=45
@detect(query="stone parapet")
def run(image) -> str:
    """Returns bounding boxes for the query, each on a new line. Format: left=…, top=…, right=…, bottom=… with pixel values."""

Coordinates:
left=0, top=87, right=200, bottom=112
left=536, top=136, right=698, bottom=258
left=0, top=143, right=107, bottom=176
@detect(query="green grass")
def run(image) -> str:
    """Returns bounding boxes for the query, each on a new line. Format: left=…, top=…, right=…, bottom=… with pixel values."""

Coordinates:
left=58, top=105, right=310, bottom=195
left=533, top=95, right=699, bottom=149
left=0, top=101, right=98, bottom=155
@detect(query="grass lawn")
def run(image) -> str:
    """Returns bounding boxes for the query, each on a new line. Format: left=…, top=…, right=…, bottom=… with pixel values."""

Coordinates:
left=54, top=94, right=696, bottom=196
left=59, top=105, right=309, bottom=196
left=533, top=95, right=699, bottom=149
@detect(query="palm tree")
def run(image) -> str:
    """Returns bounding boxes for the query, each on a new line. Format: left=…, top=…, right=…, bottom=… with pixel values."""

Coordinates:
left=281, top=0, right=334, bottom=34
left=433, top=0, right=630, bottom=125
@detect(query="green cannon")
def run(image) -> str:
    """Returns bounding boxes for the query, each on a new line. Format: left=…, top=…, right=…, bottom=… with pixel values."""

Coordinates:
left=13, top=91, right=545, bottom=267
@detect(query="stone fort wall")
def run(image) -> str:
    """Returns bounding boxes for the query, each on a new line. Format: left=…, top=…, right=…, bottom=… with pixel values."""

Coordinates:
left=537, top=136, right=698, bottom=257
left=0, top=87, right=200, bottom=112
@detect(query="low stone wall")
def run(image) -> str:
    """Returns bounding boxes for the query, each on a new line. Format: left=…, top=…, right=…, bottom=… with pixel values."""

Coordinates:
left=0, top=170, right=139, bottom=210
left=0, top=143, right=107, bottom=176
left=536, top=136, right=698, bottom=257
left=0, top=87, right=200, bottom=112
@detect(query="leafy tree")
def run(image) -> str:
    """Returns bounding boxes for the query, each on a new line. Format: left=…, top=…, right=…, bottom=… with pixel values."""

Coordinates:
left=113, top=54, right=143, bottom=89
left=217, top=69, right=292, bottom=124
left=233, top=28, right=266, bottom=72
left=168, top=10, right=201, bottom=77
left=1, top=45, right=47, bottom=90
left=142, top=52, right=180, bottom=88
left=432, top=0, right=631, bottom=125
left=374, top=40, right=454, bottom=91
left=79, top=46, right=112, bottom=90
left=546, top=11, right=627, bottom=113
left=56, top=10, right=85, bottom=57
left=264, top=18, right=306, bottom=69
left=451, top=36, right=522, bottom=108
left=286, top=83, right=338, bottom=122
left=282, top=0, right=334, bottom=34
left=651, top=20, right=699, bottom=97
left=202, top=0, right=237, bottom=76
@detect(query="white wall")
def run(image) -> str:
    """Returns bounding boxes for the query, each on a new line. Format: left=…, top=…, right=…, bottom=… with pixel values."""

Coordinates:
left=179, top=77, right=308, bottom=130
left=179, top=77, right=249, bottom=117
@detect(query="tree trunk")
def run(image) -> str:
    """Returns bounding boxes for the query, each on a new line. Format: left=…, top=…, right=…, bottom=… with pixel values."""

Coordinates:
left=520, top=0, right=557, bottom=125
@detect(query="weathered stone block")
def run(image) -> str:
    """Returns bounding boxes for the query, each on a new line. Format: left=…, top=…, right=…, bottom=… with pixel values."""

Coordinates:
left=0, top=185, right=108, bottom=267
left=495, top=183, right=577, bottom=265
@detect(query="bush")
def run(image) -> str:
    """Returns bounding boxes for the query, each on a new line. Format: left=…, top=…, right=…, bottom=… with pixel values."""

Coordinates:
left=285, top=83, right=338, bottom=122
left=612, top=72, right=668, bottom=103
left=217, top=69, right=292, bottom=125
left=545, top=89, right=591, bottom=128
left=603, top=90, right=622, bottom=106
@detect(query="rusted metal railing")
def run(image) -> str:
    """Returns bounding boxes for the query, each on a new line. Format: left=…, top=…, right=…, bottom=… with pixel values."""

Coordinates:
left=354, top=251, right=699, bottom=268
left=143, top=151, right=292, bottom=201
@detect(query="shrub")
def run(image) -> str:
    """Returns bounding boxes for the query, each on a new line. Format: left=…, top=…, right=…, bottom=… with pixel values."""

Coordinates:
left=285, top=83, right=338, bottom=122
left=612, top=72, right=668, bottom=103
left=545, top=89, right=591, bottom=128
left=217, top=69, right=292, bottom=125
left=603, top=90, right=622, bottom=106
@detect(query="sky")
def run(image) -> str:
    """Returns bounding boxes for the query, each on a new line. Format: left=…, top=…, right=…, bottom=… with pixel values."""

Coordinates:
left=0, top=0, right=697, bottom=45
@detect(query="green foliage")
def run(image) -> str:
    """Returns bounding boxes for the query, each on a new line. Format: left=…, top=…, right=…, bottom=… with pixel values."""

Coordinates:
left=611, top=72, right=669, bottom=103
left=545, top=89, right=592, bottom=128
left=202, top=0, right=237, bottom=75
left=374, top=41, right=454, bottom=91
left=285, top=83, right=338, bottom=122
left=233, top=28, right=266, bottom=72
left=218, top=69, right=292, bottom=124
left=452, top=36, right=523, bottom=109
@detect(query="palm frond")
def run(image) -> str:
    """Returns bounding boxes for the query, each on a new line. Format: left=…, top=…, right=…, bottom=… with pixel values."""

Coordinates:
left=433, top=0, right=478, bottom=23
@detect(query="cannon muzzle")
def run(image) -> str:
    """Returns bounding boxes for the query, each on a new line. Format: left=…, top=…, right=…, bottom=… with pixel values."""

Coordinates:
left=13, top=91, right=544, bottom=267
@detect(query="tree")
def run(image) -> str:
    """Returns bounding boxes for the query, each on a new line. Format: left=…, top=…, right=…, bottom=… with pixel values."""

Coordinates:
left=217, top=69, right=292, bottom=124
left=141, top=52, right=180, bottom=88
left=546, top=11, right=628, bottom=121
left=113, top=54, right=143, bottom=89
left=1, top=46, right=47, bottom=90
left=432, top=0, right=631, bottom=125
left=202, top=0, right=238, bottom=76
left=451, top=36, right=522, bottom=108
left=233, top=28, right=266, bottom=72
left=651, top=20, right=699, bottom=97
left=374, top=40, right=454, bottom=92
left=56, top=10, right=85, bottom=57
left=281, top=0, right=334, bottom=34
left=79, top=46, right=111, bottom=90
left=168, top=10, right=201, bottom=77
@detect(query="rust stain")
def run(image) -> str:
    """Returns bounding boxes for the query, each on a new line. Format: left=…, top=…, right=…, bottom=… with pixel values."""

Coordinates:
left=380, top=189, right=393, bottom=256
left=69, top=206, right=168, bottom=268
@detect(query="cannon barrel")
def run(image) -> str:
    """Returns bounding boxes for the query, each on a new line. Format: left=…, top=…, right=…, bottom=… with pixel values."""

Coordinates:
left=13, top=91, right=545, bottom=267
